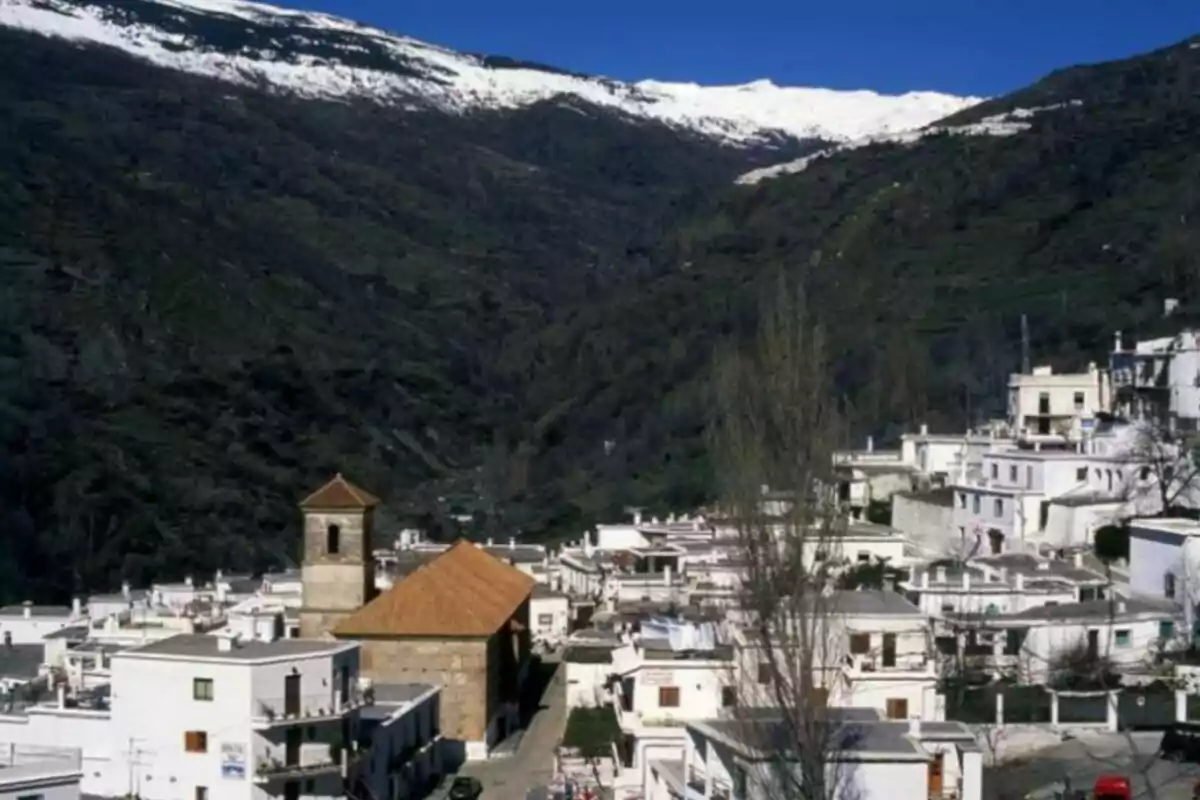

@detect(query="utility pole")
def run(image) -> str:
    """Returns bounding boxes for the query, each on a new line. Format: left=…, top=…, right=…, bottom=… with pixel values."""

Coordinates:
left=1021, top=313, right=1031, bottom=375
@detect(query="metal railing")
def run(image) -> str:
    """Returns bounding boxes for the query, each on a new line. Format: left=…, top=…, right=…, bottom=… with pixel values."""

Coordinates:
left=252, top=687, right=372, bottom=723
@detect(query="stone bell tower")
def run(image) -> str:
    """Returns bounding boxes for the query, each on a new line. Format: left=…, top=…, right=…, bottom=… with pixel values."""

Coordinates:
left=297, top=473, right=379, bottom=639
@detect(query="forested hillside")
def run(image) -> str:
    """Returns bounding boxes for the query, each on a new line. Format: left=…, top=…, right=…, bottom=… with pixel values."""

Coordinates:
left=2, top=23, right=1200, bottom=602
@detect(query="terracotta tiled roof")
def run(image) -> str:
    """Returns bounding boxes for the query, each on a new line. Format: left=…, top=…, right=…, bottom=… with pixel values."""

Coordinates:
left=334, top=540, right=535, bottom=637
left=300, top=474, right=381, bottom=510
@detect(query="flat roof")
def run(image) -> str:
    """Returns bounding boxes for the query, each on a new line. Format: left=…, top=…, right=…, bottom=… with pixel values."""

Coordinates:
left=119, top=634, right=354, bottom=662
left=0, top=605, right=71, bottom=618
left=1131, top=518, right=1200, bottom=536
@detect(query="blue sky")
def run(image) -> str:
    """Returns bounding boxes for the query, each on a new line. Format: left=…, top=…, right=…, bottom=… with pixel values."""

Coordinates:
left=293, top=0, right=1199, bottom=96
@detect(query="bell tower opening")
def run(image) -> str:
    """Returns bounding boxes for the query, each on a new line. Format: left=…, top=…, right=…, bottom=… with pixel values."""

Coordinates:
left=297, top=473, right=380, bottom=639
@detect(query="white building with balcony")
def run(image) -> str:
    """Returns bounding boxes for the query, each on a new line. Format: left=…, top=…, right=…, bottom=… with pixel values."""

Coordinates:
left=645, top=712, right=982, bottom=800
left=1008, top=364, right=1108, bottom=439
left=0, top=744, right=83, bottom=800
left=1110, top=329, right=1200, bottom=432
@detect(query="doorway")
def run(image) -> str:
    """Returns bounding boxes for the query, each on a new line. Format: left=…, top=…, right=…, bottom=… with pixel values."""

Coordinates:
left=285, top=673, right=301, bottom=717
left=285, top=728, right=302, bottom=767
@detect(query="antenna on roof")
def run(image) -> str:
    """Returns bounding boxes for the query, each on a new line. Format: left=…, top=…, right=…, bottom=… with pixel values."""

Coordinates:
left=1021, top=313, right=1031, bottom=376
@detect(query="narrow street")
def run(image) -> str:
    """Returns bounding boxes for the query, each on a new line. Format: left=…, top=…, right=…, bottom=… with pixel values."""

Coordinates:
left=459, top=656, right=567, bottom=800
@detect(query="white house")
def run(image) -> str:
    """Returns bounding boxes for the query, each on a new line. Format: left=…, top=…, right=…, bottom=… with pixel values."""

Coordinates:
left=529, top=586, right=571, bottom=648
left=1110, top=328, right=1200, bottom=432
left=0, top=744, right=83, bottom=800
left=357, top=683, right=443, bottom=800
left=1128, top=517, right=1200, bottom=637
left=1008, top=364, right=1108, bottom=439
left=0, top=632, right=370, bottom=800
left=644, top=712, right=982, bottom=800
left=0, top=604, right=81, bottom=647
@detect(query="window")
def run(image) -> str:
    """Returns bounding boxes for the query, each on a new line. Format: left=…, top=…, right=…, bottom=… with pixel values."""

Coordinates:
left=848, top=633, right=870, bottom=654
left=856, top=551, right=871, bottom=563
left=721, top=686, right=737, bottom=707
left=1141, top=467, right=1151, bottom=481
left=958, top=493, right=967, bottom=509
left=1026, top=466, right=1033, bottom=489
left=195, top=788, right=209, bottom=800
left=537, top=614, right=553, bottom=627
left=1009, top=465, right=1018, bottom=482
left=1161, top=620, right=1176, bottom=640
left=658, top=686, right=680, bottom=708
left=941, top=603, right=954, bottom=613
left=18, top=795, right=46, bottom=800
left=1076, top=467, right=1088, bottom=481
left=1114, top=630, right=1131, bottom=648
left=184, top=731, right=208, bottom=753
left=990, top=463, right=998, bottom=479
left=193, top=678, right=213, bottom=701
left=993, top=498, right=1004, bottom=518
left=732, top=766, right=747, bottom=800
left=1166, top=573, right=1177, bottom=599
left=814, top=550, right=827, bottom=562
left=757, top=663, right=773, bottom=685
left=1074, top=391, right=1085, bottom=409
left=972, top=495, right=980, bottom=514
left=885, top=698, right=908, bottom=720
left=326, top=524, right=341, bottom=555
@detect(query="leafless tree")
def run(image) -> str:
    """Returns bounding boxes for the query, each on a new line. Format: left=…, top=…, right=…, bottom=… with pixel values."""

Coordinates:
left=1117, top=422, right=1200, bottom=515
left=709, top=272, right=855, bottom=800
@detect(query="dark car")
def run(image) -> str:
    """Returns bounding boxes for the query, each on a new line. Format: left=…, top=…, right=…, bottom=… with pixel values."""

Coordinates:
left=449, top=777, right=483, bottom=800
left=1160, top=722, right=1200, bottom=762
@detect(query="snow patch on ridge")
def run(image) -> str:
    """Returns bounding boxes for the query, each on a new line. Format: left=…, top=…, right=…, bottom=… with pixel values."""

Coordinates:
left=0, top=0, right=985, bottom=146
left=736, top=101, right=1083, bottom=184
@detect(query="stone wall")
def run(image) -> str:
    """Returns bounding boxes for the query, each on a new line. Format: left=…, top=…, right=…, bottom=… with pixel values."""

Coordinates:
left=298, top=609, right=350, bottom=640
left=300, top=507, right=376, bottom=637
left=359, top=637, right=491, bottom=743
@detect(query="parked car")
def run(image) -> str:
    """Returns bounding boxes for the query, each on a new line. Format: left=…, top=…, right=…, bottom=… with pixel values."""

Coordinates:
left=449, top=776, right=483, bottom=800
left=1160, top=722, right=1200, bottom=762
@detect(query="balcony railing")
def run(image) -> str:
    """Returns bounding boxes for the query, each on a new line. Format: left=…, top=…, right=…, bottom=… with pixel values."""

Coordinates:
left=252, top=687, right=372, bottom=726
left=254, top=742, right=365, bottom=782
left=844, top=653, right=936, bottom=676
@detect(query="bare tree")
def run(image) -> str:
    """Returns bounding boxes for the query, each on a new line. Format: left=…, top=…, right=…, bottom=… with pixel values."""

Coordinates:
left=710, top=273, right=854, bottom=800
left=1118, top=422, right=1200, bottom=515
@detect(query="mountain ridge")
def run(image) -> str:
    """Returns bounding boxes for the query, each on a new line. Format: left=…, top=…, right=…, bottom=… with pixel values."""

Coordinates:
left=0, top=0, right=983, bottom=145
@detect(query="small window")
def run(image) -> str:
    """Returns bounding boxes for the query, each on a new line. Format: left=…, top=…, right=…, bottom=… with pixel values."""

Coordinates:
left=1074, top=392, right=1085, bottom=409
left=193, top=678, right=213, bottom=701
left=1166, top=573, right=1177, bottom=599
left=721, top=686, right=737, bottom=707
left=1076, top=467, right=1087, bottom=481
left=940, top=603, right=954, bottom=613
left=326, top=524, right=341, bottom=555
left=885, top=698, right=908, bottom=720
left=17, top=795, right=45, bottom=800
left=537, top=614, right=553, bottom=626
left=990, top=463, right=998, bottom=479
left=958, top=493, right=967, bottom=509
left=1161, top=620, right=1176, bottom=640
left=658, top=686, right=680, bottom=708
left=849, top=632, right=871, bottom=654
left=757, top=663, right=773, bottom=684
left=993, top=498, right=1004, bottom=518
left=856, top=551, right=871, bottom=563
left=1114, top=630, right=1131, bottom=648
left=814, top=550, right=827, bottom=562
left=1141, top=467, right=1151, bottom=481
left=972, top=495, right=980, bottom=514
left=195, top=788, right=209, bottom=800
left=1009, top=465, right=1018, bottom=482
left=184, top=731, right=208, bottom=753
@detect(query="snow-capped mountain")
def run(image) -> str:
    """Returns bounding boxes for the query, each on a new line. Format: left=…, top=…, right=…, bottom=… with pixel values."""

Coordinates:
left=0, top=0, right=984, bottom=146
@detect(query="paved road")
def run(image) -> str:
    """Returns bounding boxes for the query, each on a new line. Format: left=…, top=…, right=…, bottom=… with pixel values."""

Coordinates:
left=460, top=657, right=567, bottom=800
left=987, top=733, right=1200, bottom=800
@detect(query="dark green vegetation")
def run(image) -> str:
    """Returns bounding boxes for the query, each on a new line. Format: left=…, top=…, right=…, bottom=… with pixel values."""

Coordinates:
left=3, top=23, right=1200, bottom=602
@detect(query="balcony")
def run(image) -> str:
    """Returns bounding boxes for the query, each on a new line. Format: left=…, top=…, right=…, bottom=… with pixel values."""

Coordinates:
left=251, top=687, right=372, bottom=728
left=253, top=742, right=365, bottom=783
left=843, top=653, right=937, bottom=678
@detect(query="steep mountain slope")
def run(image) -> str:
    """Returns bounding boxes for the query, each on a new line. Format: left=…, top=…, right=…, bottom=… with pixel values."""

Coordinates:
left=0, top=0, right=980, bottom=145
left=519, top=35, right=1200, bottom=510
left=0, top=21, right=815, bottom=601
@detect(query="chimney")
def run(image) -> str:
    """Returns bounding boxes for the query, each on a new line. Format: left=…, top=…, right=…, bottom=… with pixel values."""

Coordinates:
left=1016, top=573, right=1025, bottom=592
left=920, top=423, right=929, bottom=436
left=633, top=509, right=643, bottom=525
left=760, top=485, right=769, bottom=497
left=184, top=575, right=193, bottom=589
left=22, top=601, right=31, bottom=619
left=921, top=571, right=929, bottom=588
left=663, top=565, right=672, bottom=587
left=509, top=537, right=516, bottom=550
left=866, top=436, right=875, bottom=453
left=121, top=581, right=131, bottom=599
left=1114, top=330, right=1123, bottom=352
left=216, top=569, right=224, bottom=584
left=486, top=537, right=494, bottom=547
left=936, top=567, right=947, bottom=583
left=908, top=717, right=922, bottom=738
left=999, top=566, right=1008, bottom=584
left=217, top=634, right=239, bottom=652
left=57, top=684, right=66, bottom=708
left=1117, top=600, right=1127, bottom=614
left=71, top=597, right=82, bottom=617
left=962, top=572, right=971, bottom=591
left=1073, top=551, right=1084, bottom=568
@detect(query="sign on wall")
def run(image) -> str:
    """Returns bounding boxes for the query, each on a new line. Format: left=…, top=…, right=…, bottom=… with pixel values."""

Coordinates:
left=639, top=670, right=674, bottom=686
left=221, top=743, right=246, bottom=779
